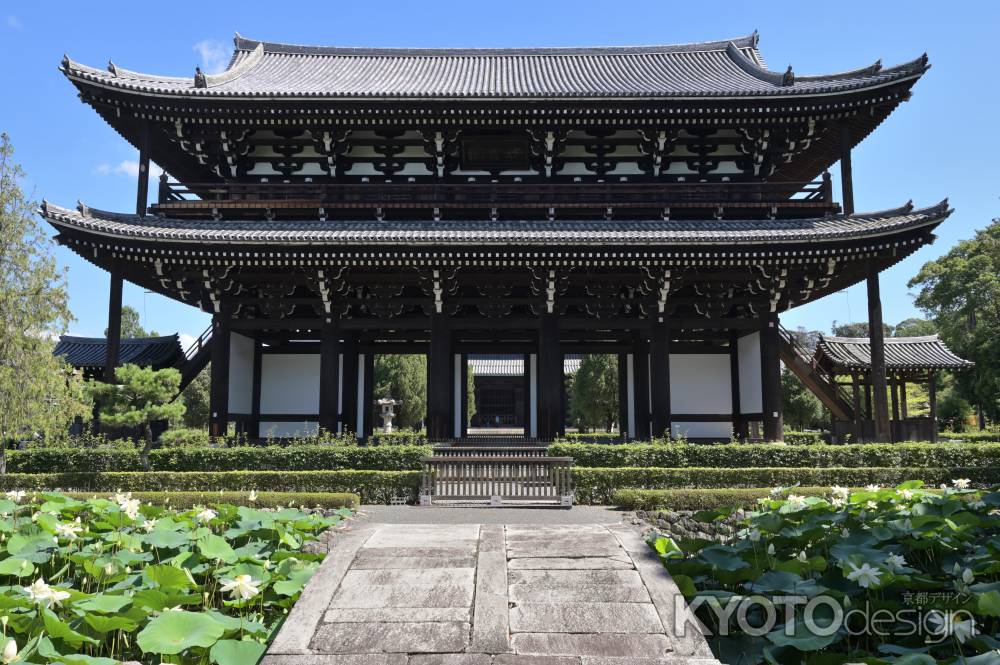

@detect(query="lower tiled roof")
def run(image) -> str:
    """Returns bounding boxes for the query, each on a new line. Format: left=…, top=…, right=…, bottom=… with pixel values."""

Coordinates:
left=54, top=335, right=184, bottom=370
left=815, top=335, right=974, bottom=372
left=40, top=201, right=951, bottom=247
left=469, top=354, right=582, bottom=377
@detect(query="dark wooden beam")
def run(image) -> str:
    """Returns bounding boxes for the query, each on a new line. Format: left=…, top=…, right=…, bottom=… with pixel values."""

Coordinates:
left=649, top=319, right=671, bottom=439
left=318, top=322, right=342, bottom=434
left=209, top=312, right=231, bottom=437
left=839, top=122, right=854, bottom=216
left=136, top=120, right=151, bottom=217
left=537, top=313, right=564, bottom=440
left=867, top=263, right=891, bottom=441
left=760, top=314, right=784, bottom=442
left=426, top=314, right=452, bottom=440
left=104, top=265, right=123, bottom=382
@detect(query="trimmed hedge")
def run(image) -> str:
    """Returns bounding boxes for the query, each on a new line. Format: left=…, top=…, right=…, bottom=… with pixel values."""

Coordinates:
left=782, top=431, right=827, bottom=445
left=3, top=445, right=433, bottom=474
left=61, top=490, right=360, bottom=510
left=549, top=442, right=1000, bottom=469
left=612, top=487, right=836, bottom=511
left=0, top=470, right=421, bottom=504
left=940, top=431, right=1000, bottom=443
left=3, top=466, right=996, bottom=505
left=571, top=466, right=1000, bottom=504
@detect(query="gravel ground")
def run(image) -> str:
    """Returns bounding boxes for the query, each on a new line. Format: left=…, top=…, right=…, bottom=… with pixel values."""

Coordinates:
left=354, top=504, right=628, bottom=525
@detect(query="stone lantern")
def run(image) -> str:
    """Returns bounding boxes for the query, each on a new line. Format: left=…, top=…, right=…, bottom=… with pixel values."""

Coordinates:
left=375, top=396, right=402, bottom=433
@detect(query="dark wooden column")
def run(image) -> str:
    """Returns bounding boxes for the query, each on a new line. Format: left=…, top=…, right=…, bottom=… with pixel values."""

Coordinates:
left=427, top=314, right=453, bottom=440
left=890, top=374, right=900, bottom=421
left=632, top=331, right=650, bottom=440
left=851, top=372, right=863, bottom=442
left=900, top=381, right=908, bottom=419
left=340, top=335, right=359, bottom=436
left=104, top=264, right=124, bottom=382
left=362, top=352, right=375, bottom=439
left=250, top=339, right=262, bottom=438
left=759, top=314, right=784, bottom=442
left=523, top=353, right=536, bottom=437
left=617, top=352, right=629, bottom=441
left=135, top=120, right=151, bottom=217
left=460, top=353, right=469, bottom=437
left=537, top=313, right=563, bottom=440
left=928, top=371, right=938, bottom=443
left=209, top=312, right=231, bottom=438
left=318, top=323, right=342, bottom=435
left=840, top=122, right=854, bottom=215
left=730, top=332, right=747, bottom=442
left=865, top=382, right=873, bottom=419
left=649, top=319, right=671, bottom=439
left=866, top=263, right=892, bottom=441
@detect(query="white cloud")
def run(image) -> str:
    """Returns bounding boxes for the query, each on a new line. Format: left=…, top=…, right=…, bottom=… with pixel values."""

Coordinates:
left=6, top=16, right=23, bottom=30
left=178, top=333, right=197, bottom=352
left=193, top=40, right=229, bottom=75
left=94, top=160, right=164, bottom=179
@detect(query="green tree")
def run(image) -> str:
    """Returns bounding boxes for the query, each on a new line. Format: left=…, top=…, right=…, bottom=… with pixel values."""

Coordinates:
left=781, top=367, right=826, bottom=430
left=88, top=364, right=185, bottom=468
left=180, top=363, right=210, bottom=429
left=909, top=219, right=1000, bottom=427
left=104, top=305, right=157, bottom=338
left=570, top=354, right=619, bottom=432
left=374, top=354, right=426, bottom=429
left=0, top=133, right=91, bottom=471
left=893, top=317, right=937, bottom=337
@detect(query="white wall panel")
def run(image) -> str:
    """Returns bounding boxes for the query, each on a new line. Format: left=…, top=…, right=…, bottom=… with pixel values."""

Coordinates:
left=260, top=354, right=320, bottom=414
left=671, top=421, right=733, bottom=440
left=738, top=333, right=763, bottom=414
left=228, top=333, right=254, bottom=415
left=669, top=354, right=731, bottom=415
left=258, top=421, right=319, bottom=438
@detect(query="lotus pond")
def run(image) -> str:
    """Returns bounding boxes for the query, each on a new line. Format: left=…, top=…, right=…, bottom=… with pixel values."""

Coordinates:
left=650, top=481, right=1000, bottom=665
left=0, top=490, right=350, bottom=664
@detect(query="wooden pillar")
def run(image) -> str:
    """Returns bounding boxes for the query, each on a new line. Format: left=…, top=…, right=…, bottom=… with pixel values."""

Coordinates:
left=900, top=380, right=908, bottom=419
left=851, top=372, right=863, bottom=442
left=524, top=353, right=537, bottom=438
left=537, top=313, right=563, bottom=440
left=617, top=352, right=629, bottom=441
left=730, top=332, right=747, bottom=442
left=460, top=353, right=469, bottom=437
left=760, top=314, right=784, bottom=442
left=104, top=265, right=124, bottom=382
left=928, top=371, right=938, bottom=443
left=251, top=339, right=262, bottom=438
left=362, top=352, right=375, bottom=439
left=340, top=335, right=358, bottom=436
left=890, top=374, right=900, bottom=421
left=318, top=323, right=342, bottom=435
left=632, top=331, right=650, bottom=440
left=427, top=314, right=452, bottom=440
left=135, top=120, right=151, bottom=217
left=209, top=312, right=231, bottom=438
left=865, top=382, right=873, bottom=419
left=649, top=319, right=671, bottom=439
left=839, top=122, right=854, bottom=215
left=867, top=263, right=892, bottom=441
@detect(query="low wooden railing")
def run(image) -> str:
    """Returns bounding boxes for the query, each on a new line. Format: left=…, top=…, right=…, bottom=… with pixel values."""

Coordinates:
left=420, top=456, right=574, bottom=507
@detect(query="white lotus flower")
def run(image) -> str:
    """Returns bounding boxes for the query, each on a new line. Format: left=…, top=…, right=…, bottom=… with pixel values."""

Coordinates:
left=196, top=508, right=217, bottom=524
left=796, top=550, right=808, bottom=562
left=898, top=488, right=914, bottom=500
left=831, top=496, right=846, bottom=508
left=55, top=522, right=83, bottom=541
left=831, top=485, right=850, bottom=498
left=248, top=490, right=258, bottom=502
left=142, top=519, right=157, bottom=532
left=884, top=554, right=907, bottom=571
left=2, top=638, right=16, bottom=664
left=769, top=487, right=784, bottom=497
left=865, top=484, right=881, bottom=492
left=845, top=562, right=883, bottom=589
left=22, top=578, right=70, bottom=608
left=220, top=574, right=261, bottom=601
left=952, top=478, right=971, bottom=489
left=5, top=491, right=25, bottom=503
left=766, top=544, right=775, bottom=556
left=866, top=500, right=878, bottom=510
left=785, top=494, right=808, bottom=510
left=928, top=611, right=977, bottom=644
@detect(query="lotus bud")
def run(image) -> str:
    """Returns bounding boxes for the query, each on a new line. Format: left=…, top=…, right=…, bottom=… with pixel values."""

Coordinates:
left=203, top=592, right=210, bottom=603
left=0, top=615, right=7, bottom=627
left=767, top=544, right=775, bottom=556
left=797, top=551, right=808, bottom=562
left=2, top=638, right=16, bottom=664
left=962, top=568, right=975, bottom=584
left=125, top=566, right=132, bottom=574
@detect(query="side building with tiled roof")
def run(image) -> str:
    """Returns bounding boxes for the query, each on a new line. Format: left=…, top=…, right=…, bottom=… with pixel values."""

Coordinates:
left=42, top=32, right=949, bottom=442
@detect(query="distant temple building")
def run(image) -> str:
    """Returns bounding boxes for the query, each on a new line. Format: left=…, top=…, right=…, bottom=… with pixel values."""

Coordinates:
left=43, top=33, right=952, bottom=441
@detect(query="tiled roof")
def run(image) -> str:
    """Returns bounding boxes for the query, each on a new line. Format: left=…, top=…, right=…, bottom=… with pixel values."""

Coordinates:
left=469, top=354, right=582, bottom=377
left=60, top=33, right=927, bottom=99
left=40, top=201, right=951, bottom=247
left=815, top=335, right=974, bottom=371
left=54, top=335, right=184, bottom=370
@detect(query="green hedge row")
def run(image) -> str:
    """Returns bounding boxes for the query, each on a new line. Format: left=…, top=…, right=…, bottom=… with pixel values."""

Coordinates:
left=0, top=470, right=421, bottom=504
left=3, top=445, right=433, bottom=473
left=571, top=466, right=1000, bottom=504
left=611, top=487, right=836, bottom=511
left=782, top=431, right=827, bottom=445
left=549, top=442, right=1000, bottom=469
left=3, top=466, right=995, bottom=505
left=62, top=491, right=360, bottom=510
left=940, top=431, right=1000, bottom=443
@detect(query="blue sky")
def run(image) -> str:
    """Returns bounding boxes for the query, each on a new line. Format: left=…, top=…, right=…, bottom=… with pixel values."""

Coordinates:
left=1, top=1, right=996, bottom=347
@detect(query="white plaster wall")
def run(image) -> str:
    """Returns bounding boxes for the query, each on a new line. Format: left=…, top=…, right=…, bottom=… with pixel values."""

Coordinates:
left=669, top=354, right=731, bottom=415
left=672, top=421, right=733, bottom=440
left=738, top=332, right=763, bottom=414
left=260, top=354, right=320, bottom=414
left=228, top=333, right=254, bottom=415
left=258, top=421, right=319, bottom=438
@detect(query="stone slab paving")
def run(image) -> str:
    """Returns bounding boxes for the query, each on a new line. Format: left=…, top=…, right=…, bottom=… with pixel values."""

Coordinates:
left=264, top=522, right=720, bottom=665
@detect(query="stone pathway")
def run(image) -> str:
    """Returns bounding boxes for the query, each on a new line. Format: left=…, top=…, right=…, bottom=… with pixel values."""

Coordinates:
left=265, top=522, right=719, bottom=665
